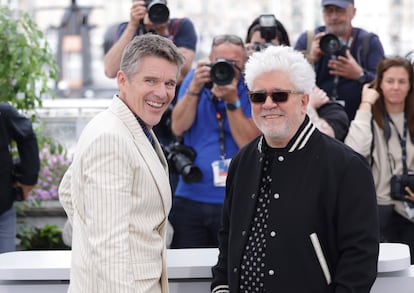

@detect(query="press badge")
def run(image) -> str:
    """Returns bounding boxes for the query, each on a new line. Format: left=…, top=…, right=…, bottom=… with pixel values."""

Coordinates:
left=212, top=158, right=231, bottom=187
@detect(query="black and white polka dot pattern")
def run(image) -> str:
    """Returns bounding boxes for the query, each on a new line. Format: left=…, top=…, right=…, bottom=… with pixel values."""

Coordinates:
left=239, top=154, right=272, bottom=292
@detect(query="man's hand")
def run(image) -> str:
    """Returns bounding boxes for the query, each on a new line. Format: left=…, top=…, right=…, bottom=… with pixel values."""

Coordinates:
left=308, top=32, right=326, bottom=64
left=14, top=181, right=36, bottom=200
left=188, top=60, right=212, bottom=94
left=404, top=186, right=414, bottom=202
left=211, top=79, right=239, bottom=104
left=328, top=50, right=364, bottom=80
left=130, top=1, right=147, bottom=29
left=144, top=16, right=169, bottom=36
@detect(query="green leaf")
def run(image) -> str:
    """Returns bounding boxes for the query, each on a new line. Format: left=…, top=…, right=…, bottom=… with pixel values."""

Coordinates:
left=0, top=6, right=58, bottom=112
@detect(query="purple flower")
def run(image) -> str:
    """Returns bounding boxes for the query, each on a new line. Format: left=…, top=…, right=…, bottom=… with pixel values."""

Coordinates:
left=28, top=140, right=72, bottom=201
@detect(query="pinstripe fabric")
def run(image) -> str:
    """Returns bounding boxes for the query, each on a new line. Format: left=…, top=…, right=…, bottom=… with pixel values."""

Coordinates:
left=59, top=96, right=172, bottom=293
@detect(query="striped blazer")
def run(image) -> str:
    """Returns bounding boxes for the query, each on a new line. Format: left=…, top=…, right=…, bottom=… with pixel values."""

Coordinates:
left=59, top=96, right=172, bottom=293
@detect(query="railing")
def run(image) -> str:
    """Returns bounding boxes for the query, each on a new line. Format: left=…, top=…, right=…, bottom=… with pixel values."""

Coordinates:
left=35, top=98, right=111, bottom=153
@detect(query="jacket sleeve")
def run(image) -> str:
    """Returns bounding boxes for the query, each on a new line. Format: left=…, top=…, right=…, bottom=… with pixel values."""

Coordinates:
left=210, top=195, right=230, bottom=293
left=59, top=164, right=74, bottom=224
left=344, top=110, right=373, bottom=158
left=317, top=102, right=349, bottom=141
left=3, top=104, right=39, bottom=185
left=333, top=153, right=379, bottom=292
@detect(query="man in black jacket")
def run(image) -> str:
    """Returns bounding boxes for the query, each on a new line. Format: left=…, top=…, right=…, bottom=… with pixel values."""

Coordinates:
left=0, top=103, right=39, bottom=253
left=211, top=46, right=379, bottom=293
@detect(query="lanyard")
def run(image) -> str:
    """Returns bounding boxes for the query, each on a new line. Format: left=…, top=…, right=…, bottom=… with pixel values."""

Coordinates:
left=385, top=113, right=408, bottom=175
left=213, top=99, right=226, bottom=160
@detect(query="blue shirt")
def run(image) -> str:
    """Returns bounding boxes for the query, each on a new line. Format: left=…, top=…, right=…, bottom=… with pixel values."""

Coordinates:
left=174, top=70, right=252, bottom=204
left=295, top=26, right=385, bottom=120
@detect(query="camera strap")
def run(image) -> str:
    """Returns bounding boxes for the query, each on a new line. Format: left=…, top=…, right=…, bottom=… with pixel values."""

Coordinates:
left=385, top=113, right=408, bottom=175
left=331, top=36, right=354, bottom=101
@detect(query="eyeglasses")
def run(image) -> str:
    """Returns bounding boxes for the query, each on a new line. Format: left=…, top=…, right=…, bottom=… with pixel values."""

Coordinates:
left=212, top=34, right=244, bottom=46
left=248, top=89, right=304, bottom=104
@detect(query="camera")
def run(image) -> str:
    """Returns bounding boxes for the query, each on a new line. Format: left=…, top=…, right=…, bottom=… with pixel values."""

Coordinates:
left=144, top=0, right=169, bottom=24
left=163, top=142, right=202, bottom=183
left=248, top=14, right=278, bottom=53
left=12, top=186, right=24, bottom=201
left=259, top=14, right=277, bottom=43
left=319, top=33, right=347, bottom=57
left=209, top=58, right=235, bottom=86
left=12, top=163, right=25, bottom=201
left=390, top=172, right=414, bottom=202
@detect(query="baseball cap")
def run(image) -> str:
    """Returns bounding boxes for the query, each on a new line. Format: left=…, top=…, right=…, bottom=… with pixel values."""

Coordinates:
left=322, top=0, right=354, bottom=8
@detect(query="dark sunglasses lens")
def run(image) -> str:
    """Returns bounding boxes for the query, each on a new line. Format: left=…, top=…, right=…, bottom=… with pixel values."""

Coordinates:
left=271, top=92, right=289, bottom=103
left=249, top=92, right=267, bottom=103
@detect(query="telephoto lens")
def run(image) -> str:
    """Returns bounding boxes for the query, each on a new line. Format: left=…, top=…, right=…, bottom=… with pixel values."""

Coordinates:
left=319, top=33, right=347, bottom=57
left=210, top=58, right=235, bottom=86
left=145, top=0, right=169, bottom=24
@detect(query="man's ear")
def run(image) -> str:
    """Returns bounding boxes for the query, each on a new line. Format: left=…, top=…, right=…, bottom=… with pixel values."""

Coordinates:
left=301, top=93, right=310, bottom=114
left=117, top=70, right=127, bottom=89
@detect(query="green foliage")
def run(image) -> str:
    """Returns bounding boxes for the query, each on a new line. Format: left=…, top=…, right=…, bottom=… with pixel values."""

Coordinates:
left=16, top=224, right=70, bottom=250
left=0, top=6, right=58, bottom=112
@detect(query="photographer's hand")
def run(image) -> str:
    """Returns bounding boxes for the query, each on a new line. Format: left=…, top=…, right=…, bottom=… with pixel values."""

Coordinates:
left=191, top=60, right=211, bottom=93
left=130, top=1, right=147, bottom=29
left=211, top=79, right=238, bottom=104
left=405, top=186, right=414, bottom=202
left=171, top=60, right=210, bottom=136
left=143, top=15, right=169, bottom=36
left=328, top=50, right=363, bottom=80
left=308, top=32, right=325, bottom=64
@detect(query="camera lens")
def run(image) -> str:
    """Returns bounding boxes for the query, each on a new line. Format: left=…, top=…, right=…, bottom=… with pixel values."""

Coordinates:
left=164, top=142, right=203, bottom=183
left=181, top=164, right=203, bottom=183
left=147, top=0, right=169, bottom=24
left=210, top=60, right=235, bottom=86
left=319, top=33, right=342, bottom=56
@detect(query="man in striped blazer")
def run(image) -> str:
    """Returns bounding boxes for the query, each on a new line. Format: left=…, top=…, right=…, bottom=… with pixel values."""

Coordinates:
left=59, top=34, right=184, bottom=293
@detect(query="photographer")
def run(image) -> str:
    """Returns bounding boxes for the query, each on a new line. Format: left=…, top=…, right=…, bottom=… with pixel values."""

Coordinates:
left=294, top=0, right=385, bottom=121
left=345, top=56, right=414, bottom=263
left=104, top=0, right=196, bottom=83
left=104, top=0, right=197, bottom=150
left=245, top=14, right=290, bottom=56
left=169, top=34, right=261, bottom=248
left=0, top=103, right=39, bottom=253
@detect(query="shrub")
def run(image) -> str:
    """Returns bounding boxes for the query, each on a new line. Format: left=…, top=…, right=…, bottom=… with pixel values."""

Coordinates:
left=17, top=224, right=70, bottom=250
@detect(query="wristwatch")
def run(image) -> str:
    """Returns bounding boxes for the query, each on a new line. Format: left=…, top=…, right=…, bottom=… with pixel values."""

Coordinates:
left=358, top=71, right=368, bottom=84
left=225, top=100, right=241, bottom=111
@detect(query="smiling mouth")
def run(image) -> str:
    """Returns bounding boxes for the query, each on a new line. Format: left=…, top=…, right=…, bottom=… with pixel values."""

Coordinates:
left=147, top=100, right=164, bottom=109
left=262, top=113, right=283, bottom=119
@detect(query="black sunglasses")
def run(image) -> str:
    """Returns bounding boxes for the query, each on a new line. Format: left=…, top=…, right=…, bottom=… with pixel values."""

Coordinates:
left=248, top=89, right=304, bottom=104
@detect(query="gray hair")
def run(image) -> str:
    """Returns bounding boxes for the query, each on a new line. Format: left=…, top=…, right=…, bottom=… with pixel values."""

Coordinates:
left=244, top=45, right=315, bottom=94
left=120, top=33, right=185, bottom=80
